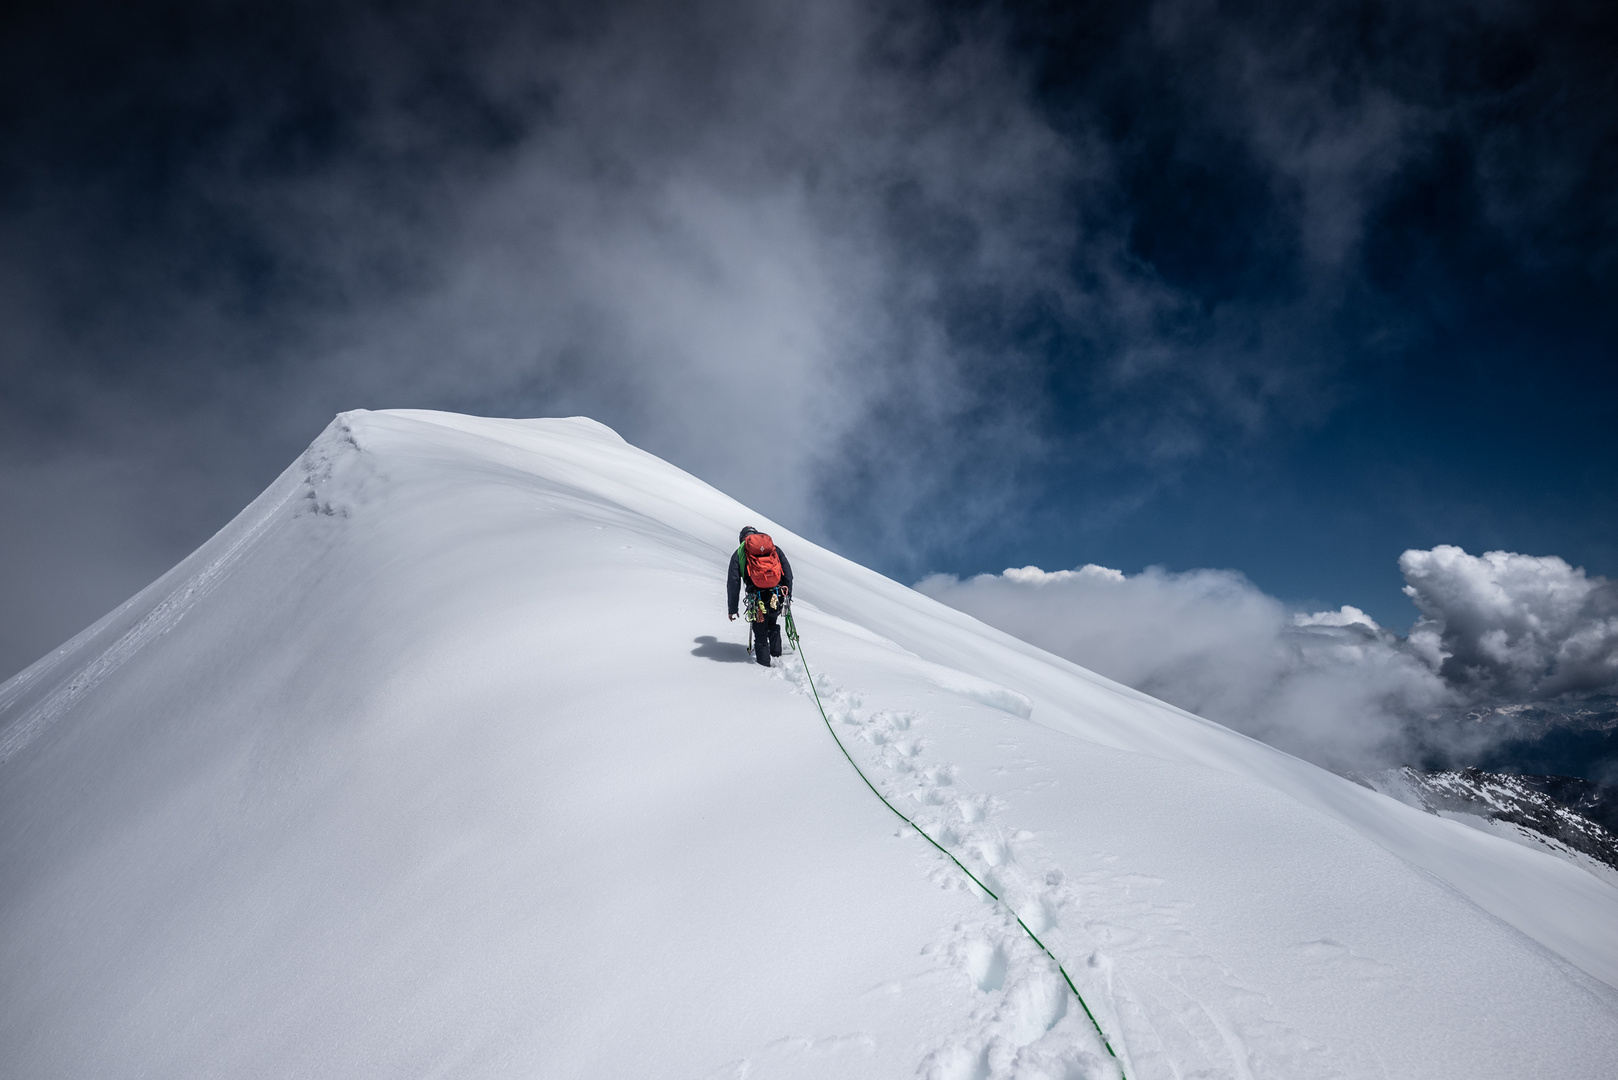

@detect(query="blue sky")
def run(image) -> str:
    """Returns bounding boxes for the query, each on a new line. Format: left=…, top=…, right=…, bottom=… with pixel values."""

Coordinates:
left=832, top=0, right=1618, bottom=624
left=0, top=0, right=1614, bottom=678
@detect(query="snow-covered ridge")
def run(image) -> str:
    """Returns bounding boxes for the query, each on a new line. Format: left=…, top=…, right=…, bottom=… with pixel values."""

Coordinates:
left=2, top=409, right=1615, bottom=1079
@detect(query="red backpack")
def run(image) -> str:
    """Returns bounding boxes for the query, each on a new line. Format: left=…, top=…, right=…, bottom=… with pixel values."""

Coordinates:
left=740, top=532, right=783, bottom=588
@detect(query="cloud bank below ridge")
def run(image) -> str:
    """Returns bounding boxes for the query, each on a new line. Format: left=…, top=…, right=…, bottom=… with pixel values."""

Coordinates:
left=918, top=546, right=1618, bottom=774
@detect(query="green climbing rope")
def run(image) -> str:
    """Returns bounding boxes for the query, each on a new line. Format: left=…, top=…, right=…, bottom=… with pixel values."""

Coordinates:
left=782, top=608, right=1128, bottom=1076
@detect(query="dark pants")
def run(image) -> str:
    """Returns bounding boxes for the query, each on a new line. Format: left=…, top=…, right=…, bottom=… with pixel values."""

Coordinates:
left=747, top=590, right=785, bottom=665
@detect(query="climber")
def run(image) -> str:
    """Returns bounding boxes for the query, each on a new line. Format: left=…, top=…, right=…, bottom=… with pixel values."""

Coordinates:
left=727, top=526, right=794, bottom=667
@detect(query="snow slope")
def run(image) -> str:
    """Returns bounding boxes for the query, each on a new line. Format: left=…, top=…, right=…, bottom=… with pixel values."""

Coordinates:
left=2, top=409, right=1615, bottom=1079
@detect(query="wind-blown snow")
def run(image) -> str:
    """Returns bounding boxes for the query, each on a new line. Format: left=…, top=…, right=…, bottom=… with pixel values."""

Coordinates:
left=2, top=410, right=1615, bottom=1079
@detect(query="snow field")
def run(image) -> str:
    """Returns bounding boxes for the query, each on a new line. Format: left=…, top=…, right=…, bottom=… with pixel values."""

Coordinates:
left=771, top=651, right=1122, bottom=1080
left=1, top=409, right=1616, bottom=1079
left=776, top=607, right=1618, bottom=1077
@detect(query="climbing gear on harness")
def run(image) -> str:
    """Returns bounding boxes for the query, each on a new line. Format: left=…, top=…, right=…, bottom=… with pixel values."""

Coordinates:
left=741, top=582, right=786, bottom=625
left=782, top=609, right=1128, bottom=1077
left=744, top=586, right=787, bottom=623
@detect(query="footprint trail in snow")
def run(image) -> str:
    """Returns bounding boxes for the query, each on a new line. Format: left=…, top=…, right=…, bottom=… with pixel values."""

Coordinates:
left=771, top=647, right=1128, bottom=1080
left=765, top=634, right=1357, bottom=1080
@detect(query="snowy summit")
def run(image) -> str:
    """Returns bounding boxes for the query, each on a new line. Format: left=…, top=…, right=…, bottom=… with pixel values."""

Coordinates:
left=1, top=410, right=1615, bottom=1079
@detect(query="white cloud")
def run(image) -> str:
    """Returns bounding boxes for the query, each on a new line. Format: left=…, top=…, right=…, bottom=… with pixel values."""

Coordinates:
left=917, top=564, right=1453, bottom=772
left=920, top=547, right=1618, bottom=774
left=1400, top=545, right=1618, bottom=699
left=1293, top=605, right=1381, bottom=630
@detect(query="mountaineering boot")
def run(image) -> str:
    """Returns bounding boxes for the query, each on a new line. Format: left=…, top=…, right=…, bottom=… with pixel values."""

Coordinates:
left=754, top=621, right=772, bottom=666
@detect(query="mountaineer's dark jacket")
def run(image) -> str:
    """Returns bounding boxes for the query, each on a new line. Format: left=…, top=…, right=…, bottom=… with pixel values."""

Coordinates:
left=727, top=545, right=794, bottom=616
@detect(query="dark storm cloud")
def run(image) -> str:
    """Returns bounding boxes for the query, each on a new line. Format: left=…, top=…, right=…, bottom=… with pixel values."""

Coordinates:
left=2, top=0, right=1092, bottom=503
left=1402, top=546, right=1618, bottom=701
left=2, top=0, right=1616, bottom=679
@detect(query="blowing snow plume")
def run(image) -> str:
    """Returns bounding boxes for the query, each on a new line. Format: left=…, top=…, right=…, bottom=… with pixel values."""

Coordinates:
left=2, top=409, right=1616, bottom=1077
left=919, top=547, right=1618, bottom=775
left=0, top=0, right=1086, bottom=676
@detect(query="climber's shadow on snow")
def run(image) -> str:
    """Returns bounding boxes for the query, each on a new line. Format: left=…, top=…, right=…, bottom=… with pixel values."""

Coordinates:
left=690, top=635, right=753, bottom=663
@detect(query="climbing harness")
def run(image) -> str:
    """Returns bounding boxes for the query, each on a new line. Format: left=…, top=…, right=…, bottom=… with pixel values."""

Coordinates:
left=743, top=586, right=785, bottom=623
left=782, top=608, right=1128, bottom=1077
